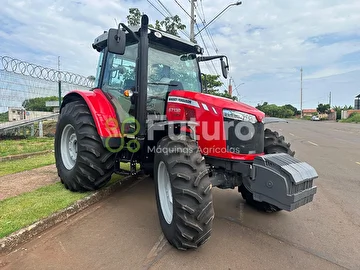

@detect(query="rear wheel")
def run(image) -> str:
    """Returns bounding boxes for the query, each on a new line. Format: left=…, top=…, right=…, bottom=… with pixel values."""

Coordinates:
left=154, top=136, right=214, bottom=250
left=239, top=128, right=294, bottom=212
left=55, top=100, right=115, bottom=191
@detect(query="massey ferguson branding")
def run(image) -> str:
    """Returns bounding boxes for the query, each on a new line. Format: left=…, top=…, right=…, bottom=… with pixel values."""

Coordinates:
left=167, top=96, right=200, bottom=108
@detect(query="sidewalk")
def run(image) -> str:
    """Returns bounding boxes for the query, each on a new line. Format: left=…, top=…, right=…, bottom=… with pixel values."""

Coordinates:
left=0, top=164, right=58, bottom=201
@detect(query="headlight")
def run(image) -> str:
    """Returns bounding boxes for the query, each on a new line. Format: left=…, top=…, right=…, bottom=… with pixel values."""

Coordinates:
left=223, top=109, right=257, bottom=123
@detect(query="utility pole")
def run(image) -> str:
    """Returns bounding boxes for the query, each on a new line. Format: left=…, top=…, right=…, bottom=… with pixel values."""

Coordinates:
left=300, top=67, right=303, bottom=118
left=228, top=77, right=232, bottom=96
left=329, top=91, right=332, bottom=107
left=58, top=56, right=62, bottom=108
left=190, top=0, right=196, bottom=43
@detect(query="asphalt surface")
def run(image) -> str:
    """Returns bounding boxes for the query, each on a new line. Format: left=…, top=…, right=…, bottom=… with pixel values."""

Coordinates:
left=1, top=120, right=360, bottom=270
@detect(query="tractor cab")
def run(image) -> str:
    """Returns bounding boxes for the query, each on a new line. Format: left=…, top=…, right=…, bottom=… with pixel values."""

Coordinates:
left=91, top=18, right=230, bottom=134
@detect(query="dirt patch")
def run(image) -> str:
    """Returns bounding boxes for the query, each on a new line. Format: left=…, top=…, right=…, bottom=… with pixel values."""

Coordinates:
left=0, top=165, right=58, bottom=201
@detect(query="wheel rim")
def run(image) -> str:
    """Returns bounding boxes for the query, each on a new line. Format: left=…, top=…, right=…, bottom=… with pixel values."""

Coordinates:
left=157, top=161, right=173, bottom=224
left=60, top=124, right=78, bottom=170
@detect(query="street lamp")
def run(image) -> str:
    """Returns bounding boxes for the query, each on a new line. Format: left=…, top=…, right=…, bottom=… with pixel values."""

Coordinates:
left=194, top=1, right=242, bottom=38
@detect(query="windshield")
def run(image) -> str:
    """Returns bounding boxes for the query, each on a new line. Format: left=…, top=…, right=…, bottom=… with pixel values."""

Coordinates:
left=147, top=46, right=201, bottom=94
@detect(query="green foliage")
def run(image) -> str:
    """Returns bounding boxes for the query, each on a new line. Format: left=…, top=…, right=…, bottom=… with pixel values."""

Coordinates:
left=0, top=137, right=54, bottom=157
left=127, top=8, right=142, bottom=26
left=87, top=75, right=95, bottom=81
left=22, top=96, right=59, bottom=112
left=332, top=105, right=354, bottom=120
left=341, top=112, right=360, bottom=123
left=316, top=103, right=330, bottom=114
left=127, top=8, right=186, bottom=37
left=256, top=102, right=297, bottom=118
left=0, top=111, right=8, bottom=123
left=201, top=74, right=237, bottom=101
left=0, top=153, right=55, bottom=177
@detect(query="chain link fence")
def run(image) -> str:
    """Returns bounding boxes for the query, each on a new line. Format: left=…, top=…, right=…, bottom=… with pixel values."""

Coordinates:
left=0, top=55, right=95, bottom=181
left=0, top=55, right=94, bottom=136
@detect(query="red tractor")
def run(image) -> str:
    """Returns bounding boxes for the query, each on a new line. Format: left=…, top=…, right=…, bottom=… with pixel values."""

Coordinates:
left=55, top=15, right=318, bottom=250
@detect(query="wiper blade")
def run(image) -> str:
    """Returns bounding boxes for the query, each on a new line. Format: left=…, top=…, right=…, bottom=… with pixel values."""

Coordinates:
left=148, top=82, right=178, bottom=86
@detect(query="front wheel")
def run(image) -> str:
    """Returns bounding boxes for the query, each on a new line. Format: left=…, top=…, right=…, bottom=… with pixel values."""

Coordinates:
left=154, top=136, right=215, bottom=250
left=54, top=99, right=115, bottom=191
left=239, top=128, right=294, bottom=213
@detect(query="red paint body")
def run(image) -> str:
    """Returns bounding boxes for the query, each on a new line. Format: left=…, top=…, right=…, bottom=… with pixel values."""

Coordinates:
left=63, top=89, right=121, bottom=138
left=166, top=90, right=265, bottom=161
left=64, top=88, right=265, bottom=161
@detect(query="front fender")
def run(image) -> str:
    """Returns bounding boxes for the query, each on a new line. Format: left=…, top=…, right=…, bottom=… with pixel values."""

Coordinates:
left=61, top=89, right=121, bottom=139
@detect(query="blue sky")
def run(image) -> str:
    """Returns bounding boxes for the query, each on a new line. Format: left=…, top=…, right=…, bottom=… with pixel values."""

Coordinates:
left=1, top=0, right=360, bottom=111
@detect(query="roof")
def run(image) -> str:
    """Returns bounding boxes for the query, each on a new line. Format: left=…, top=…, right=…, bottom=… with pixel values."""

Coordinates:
left=355, top=94, right=360, bottom=98
left=302, top=109, right=317, bottom=113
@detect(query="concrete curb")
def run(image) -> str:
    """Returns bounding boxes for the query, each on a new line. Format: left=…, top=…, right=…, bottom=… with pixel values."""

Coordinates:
left=0, top=173, right=143, bottom=255
left=0, top=150, right=53, bottom=162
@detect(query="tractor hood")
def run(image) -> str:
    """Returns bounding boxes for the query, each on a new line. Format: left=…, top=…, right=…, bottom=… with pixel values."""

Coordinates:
left=168, top=90, right=265, bottom=122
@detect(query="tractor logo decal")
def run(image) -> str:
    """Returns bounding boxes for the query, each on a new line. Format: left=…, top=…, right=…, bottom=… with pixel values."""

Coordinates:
left=167, top=96, right=200, bottom=108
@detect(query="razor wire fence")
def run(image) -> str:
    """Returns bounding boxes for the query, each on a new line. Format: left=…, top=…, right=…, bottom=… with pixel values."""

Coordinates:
left=0, top=55, right=95, bottom=137
left=0, top=55, right=97, bottom=185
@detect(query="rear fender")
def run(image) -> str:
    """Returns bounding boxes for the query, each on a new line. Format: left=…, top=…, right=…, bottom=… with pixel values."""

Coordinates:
left=60, top=89, right=121, bottom=140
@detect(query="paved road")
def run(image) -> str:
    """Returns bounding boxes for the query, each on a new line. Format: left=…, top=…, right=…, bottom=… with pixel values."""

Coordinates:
left=1, top=120, right=360, bottom=270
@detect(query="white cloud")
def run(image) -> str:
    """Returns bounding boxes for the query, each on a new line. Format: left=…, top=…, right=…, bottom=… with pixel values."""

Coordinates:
left=1, top=0, right=360, bottom=109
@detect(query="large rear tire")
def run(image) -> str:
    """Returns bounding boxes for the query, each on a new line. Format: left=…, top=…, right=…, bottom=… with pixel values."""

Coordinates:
left=239, top=128, right=294, bottom=212
left=55, top=100, right=115, bottom=191
left=154, top=136, right=214, bottom=250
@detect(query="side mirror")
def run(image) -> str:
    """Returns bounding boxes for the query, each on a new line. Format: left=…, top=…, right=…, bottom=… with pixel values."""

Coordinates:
left=221, top=58, right=229, bottom=79
left=107, top=26, right=126, bottom=55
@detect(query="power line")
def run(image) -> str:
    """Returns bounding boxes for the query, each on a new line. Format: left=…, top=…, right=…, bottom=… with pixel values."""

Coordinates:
left=156, top=0, right=174, bottom=17
left=147, top=0, right=190, bottom=38
left=147, top=0, right=167, bottom=18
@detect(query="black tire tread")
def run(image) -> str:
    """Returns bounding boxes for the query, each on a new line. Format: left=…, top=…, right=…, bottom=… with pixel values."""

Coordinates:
left=154, top=136, right=214, bottom=250
left=55, top=100, right=115, bottom=192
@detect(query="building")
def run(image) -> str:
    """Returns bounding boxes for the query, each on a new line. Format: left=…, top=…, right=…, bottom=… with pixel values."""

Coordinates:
left=302, top=109, right=317, bottom=117
left=355, top=94, right=360, bottom=110
left=8, top=107, right=25, bottom=121
left=8, top=107, right=54, bottom=122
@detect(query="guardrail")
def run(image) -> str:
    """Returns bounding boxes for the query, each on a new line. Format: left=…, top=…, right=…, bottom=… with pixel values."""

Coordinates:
left=0, top=113, right=59, bottom=135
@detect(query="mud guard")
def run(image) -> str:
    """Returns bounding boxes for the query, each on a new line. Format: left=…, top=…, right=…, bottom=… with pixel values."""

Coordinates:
left=60, top=89, right=121, bottom=141
left=246, top=153, right=318, bottom=211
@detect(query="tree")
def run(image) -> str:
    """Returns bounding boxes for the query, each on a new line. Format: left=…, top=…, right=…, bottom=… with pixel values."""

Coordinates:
left=22, top=96, right=59, bottom=112
left=0, top=111, right=8, bottom=123
left=126, top=8, right=186, bottom=37
left=256, top=102, right=297, bottom=118
left=201, top=74, right=237, bottom=101
left=284, top=104, right=299, bottom=116
left=87, top=75, right=95, bottom=81
left=317, top=103, right=330, bottom=114
left=127, top=8, right=141, bottom=26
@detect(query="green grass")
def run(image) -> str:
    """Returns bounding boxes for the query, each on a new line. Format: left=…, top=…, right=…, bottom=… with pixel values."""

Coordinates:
left=0, top=153, right=55, bottom=177
left=0, top=173, right=126, bottom=238
left=0, top=137, right=54, bottom=157
left=340, top=113, right=360, bottom=123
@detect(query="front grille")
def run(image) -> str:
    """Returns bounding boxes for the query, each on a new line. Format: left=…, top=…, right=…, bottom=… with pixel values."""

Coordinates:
left=224, top=118, right=264, bottom=154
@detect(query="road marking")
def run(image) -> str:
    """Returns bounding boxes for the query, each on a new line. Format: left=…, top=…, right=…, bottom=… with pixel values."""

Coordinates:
left=289, top=133, right=295, bottom=136
left=307, top=141, right=318, bottom=146
left=356, top=162, right=360, bottom=166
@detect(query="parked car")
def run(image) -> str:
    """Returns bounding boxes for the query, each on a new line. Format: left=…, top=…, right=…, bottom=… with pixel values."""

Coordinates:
left=311, top=115, right=320, bottom=121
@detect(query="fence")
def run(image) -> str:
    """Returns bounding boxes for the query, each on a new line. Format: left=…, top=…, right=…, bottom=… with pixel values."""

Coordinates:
left=0, top=55, right=98, bottom=186
left=0, top=55, right=94, bottom=137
